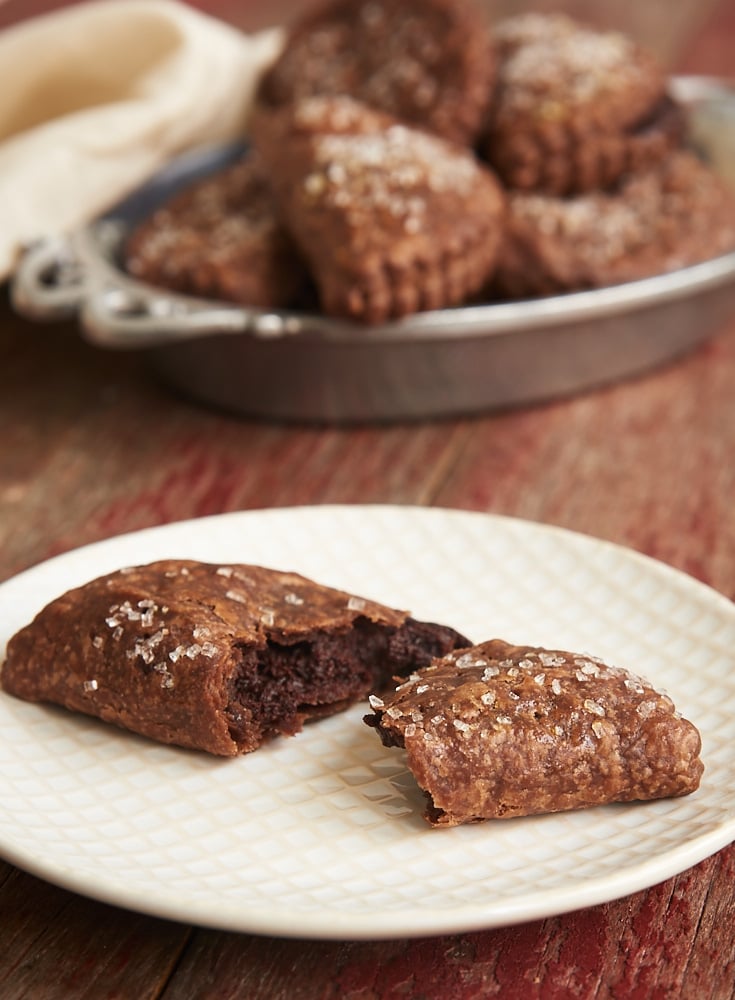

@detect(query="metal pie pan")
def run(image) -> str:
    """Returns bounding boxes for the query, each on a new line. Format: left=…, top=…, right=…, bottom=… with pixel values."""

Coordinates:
left=12, top=75, right=735, bottom=423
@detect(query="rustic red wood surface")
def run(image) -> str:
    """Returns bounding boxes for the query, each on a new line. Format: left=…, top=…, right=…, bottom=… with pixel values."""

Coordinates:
left=5, top=322, right=735, bottom=1000
left=2, top=2, right=735, bottom=998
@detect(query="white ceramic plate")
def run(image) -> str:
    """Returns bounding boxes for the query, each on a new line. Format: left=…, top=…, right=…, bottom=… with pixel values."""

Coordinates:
left=1, top=505, right=734, bottom=940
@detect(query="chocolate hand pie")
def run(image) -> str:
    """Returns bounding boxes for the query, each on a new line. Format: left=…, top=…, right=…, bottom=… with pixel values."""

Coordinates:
left=252, top=95, right=506, bottom=324
left=365, top=638, right=703, bottom=826
left=124, top=153, right=307, bottom=308
left=1, top=560, right=469, bottom=756
left=492, top=150, right=735, bottom=298
left=255, top=0, right=495, bottom=147
left=482, top=13, right=685, bottom=196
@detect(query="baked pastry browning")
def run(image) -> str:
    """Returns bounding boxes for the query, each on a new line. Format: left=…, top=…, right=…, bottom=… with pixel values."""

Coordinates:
left=1, top=561, right=468, bottom=756
left=492, top=151, right=735, bottom=299
left=255, top=0, right=495, bottom=147
left=252, top=96, right=506, bottom=324
left=482, top=13, right=684, bottom=195
left=365, top=638, right=703, bottom=826
left=124, top=153, right=307, bottom=308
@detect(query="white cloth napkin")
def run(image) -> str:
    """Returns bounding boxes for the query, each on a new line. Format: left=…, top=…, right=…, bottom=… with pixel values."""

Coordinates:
left=0, top=0, right=283, bottom=280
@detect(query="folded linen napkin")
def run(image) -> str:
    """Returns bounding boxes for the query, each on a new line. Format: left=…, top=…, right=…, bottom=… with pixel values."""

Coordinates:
left=0, top=0, right=283, bottom=281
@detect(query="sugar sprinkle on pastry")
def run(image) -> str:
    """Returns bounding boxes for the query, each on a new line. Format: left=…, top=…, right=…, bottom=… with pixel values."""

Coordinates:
left=365, top=638, right=703, bottom=826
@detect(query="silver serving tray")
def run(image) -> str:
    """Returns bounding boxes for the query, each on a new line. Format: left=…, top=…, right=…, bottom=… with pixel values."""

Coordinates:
left=12, top=75, right=735, bottom=423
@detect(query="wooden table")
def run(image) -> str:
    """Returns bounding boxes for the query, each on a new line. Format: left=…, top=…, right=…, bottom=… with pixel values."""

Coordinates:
left=2, top=3, right=735, bottom=998
left=3, top=289, right=735, bottom=1000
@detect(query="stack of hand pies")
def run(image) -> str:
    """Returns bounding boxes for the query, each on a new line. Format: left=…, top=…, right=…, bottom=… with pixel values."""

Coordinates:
left=125, top=0, right=735, bottom=323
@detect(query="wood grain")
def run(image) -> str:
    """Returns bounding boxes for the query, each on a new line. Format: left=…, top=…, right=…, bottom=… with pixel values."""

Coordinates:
left=3, top=309, right=735, bottom=999
left=434, top=330, right=735, bottom=599
left=0, top=868, right=189, bottom=1000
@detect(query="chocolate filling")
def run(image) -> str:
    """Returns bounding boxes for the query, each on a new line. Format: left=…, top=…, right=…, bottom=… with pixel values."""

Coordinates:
left=226, top=616, right=468, bottom=746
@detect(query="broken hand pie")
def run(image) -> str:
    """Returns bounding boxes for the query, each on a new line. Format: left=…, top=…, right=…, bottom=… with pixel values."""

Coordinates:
left=365, top=638, right=703, bottom=826
left=0, top=560, right=468, bottom=756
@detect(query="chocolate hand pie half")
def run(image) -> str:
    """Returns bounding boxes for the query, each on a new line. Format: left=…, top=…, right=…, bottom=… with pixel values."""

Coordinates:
left=365, top=638, right=703, bottom=826
left=1, top=560, right=468, bottom=756
left=252, top=95, right=506, bottom=324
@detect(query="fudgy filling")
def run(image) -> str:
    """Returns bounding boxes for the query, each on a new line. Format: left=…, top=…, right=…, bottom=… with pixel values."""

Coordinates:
left=225, top=616, right=468, bottom=747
